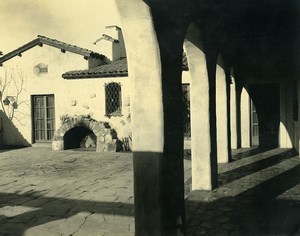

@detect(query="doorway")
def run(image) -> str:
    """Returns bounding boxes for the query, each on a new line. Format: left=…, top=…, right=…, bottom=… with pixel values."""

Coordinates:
left=32, top=95, right=55, bottom=143
left=249, top=84, right=280, bottom=148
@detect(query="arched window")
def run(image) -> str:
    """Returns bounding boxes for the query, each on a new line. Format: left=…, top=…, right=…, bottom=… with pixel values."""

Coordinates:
left=105, top=82, right=122, bottom=116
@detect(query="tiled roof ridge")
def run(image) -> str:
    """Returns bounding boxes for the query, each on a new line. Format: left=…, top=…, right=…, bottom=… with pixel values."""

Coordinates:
left=63, top=53, right=189, bottom=79
left=0, top=35, right=104, bottom=65
left=63, top=58, right=128, bottom=79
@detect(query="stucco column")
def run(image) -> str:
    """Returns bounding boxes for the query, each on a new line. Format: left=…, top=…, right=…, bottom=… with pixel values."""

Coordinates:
left=226, top=69, right=232, bottom=160
left=184, top=23, right=218, bottom=190
left=230, top=78, right=238, bottom=149
left=216, top=63, right=230, bottom=163
left=235, top=83, right=242, bottom=148
left=241, top=87, right=251, bottom=148
left=114, top=1, right=164, bottom=235
left=115, top=1, right=187, bottom=235
left=297, top=81, right=300, bottom=152
left=279, top=82, right=293, bottom=148
left=206, top=49, right=218, bottom=188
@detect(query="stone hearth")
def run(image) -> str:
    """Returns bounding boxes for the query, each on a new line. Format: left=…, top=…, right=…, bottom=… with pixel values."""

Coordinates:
left=52, top=115, right=119, bottom=152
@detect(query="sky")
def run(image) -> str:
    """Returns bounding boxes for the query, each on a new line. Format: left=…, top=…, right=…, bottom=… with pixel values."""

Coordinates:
left=0, top=0, right=121, bottom=53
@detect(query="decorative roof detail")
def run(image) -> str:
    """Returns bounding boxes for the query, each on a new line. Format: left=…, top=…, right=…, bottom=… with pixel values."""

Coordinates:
left=63, top=54, right=189, bottom=79
left=0, top=35, right=105, bottom=65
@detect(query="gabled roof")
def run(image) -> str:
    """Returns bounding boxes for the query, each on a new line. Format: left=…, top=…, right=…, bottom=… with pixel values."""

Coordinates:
left=63, top=53, right=189, bottom=79
left=0, top=35, right=105, bottom=66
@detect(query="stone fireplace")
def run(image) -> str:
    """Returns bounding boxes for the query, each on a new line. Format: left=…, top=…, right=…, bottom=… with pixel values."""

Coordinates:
left=52, top=115, right=119, bottom=152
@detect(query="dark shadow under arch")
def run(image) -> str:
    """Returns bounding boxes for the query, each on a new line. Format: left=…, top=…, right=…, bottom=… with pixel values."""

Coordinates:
left=63, top=126, right=96, bottom=150
left=248, top=83, right=280, bottom=149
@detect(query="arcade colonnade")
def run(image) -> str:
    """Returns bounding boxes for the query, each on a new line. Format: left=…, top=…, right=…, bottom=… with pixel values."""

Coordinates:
left=113, top=0, right=297, bottom=235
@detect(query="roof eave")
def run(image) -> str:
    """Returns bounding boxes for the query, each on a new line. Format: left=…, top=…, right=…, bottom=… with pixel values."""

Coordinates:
left=39, top=38, right=91, bottom=57
left=0, top=38, right=40, bottom=65
left=62, top=72, right=129, bottom=79
left=0, top=36, right=105, bottom=66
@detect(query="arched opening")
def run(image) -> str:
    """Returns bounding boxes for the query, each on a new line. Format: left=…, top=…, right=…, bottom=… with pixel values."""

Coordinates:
left=52, top=115, right=119, bottom=152
left=184, top=21, right=220, bottom=191
left=248, top=83, right=280, bottom=148
left=63, top=126, right=96, bottom=150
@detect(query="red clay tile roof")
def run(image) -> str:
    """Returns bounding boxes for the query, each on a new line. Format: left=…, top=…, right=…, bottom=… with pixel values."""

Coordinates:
left=0, top=35, right=105, bottom=65
left=63, top=58, right=128, bottom=79
left=63, top=54, right=189, bottom=79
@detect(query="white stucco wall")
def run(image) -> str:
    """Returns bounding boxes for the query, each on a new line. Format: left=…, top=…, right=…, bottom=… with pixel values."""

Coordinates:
left=279, top=80, right=300, bottom=151
left=0, top=44, right=130, bottom=145
left=182, top=70, right=190, bottom=84
left=241, top=87, right=251, bottom=148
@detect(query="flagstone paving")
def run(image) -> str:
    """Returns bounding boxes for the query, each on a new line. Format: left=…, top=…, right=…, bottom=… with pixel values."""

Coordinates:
left=186, top=147, right=300, bottom=236
left=0, top=147, right=137, bottom=236
left=0, top=147, right=300, bottom=235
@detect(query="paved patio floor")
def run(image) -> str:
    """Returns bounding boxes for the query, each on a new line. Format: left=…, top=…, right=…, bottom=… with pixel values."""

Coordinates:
left=186, top=147, right=300, bottom=236
left=0, top=147, right=139, bottom=236
left=0, top=147, right=300, bottom=235
left=0, top=147, right=190, bottom=236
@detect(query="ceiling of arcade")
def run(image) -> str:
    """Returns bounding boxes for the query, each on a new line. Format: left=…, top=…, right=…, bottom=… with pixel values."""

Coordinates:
left=145, top=0, right=300, bottom=82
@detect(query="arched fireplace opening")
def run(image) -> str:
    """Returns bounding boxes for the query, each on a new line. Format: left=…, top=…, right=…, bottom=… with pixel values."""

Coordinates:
left=52, top=115, right=120, bottom=152
left=63, top=126, right=96, bottom=150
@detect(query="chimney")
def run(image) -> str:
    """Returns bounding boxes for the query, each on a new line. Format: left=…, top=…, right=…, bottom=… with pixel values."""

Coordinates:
left=93, top=25, right=126, bottom=62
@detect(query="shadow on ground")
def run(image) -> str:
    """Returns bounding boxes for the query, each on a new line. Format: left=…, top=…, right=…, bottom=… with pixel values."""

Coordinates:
left=0, top=146, right=27, bottom=153
left=185, top=148, right=300, bottom=235
left=231, top=146, right=271, bottom=161
left=0, top=191, right=134, bottom=236
left=219, top=149, right=298, bottom=185
left=1, top=148, right=300, bottom=235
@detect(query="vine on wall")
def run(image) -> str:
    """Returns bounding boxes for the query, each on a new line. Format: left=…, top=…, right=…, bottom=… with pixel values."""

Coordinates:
left=0, top=66, right=29, bottom=124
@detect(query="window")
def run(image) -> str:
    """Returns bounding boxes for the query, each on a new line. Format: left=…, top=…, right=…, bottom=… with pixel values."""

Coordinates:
left=105, top=82, right=122, bottom=116
left=32, top=95, right=55, bottom=142
left=34, top=63, right=48, bottom=75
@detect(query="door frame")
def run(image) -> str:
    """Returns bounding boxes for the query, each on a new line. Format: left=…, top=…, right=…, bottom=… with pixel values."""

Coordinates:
left=31, top=94, right=55, bottom=143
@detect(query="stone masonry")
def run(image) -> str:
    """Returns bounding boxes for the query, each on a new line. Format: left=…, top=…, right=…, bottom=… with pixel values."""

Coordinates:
left=52, top=115, right=119, bottom=152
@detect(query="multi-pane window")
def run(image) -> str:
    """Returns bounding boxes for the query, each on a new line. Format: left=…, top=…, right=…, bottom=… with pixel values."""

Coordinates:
left=105, top=82, right=122, bottom=116
left=32, top=95, right=55, bottom=142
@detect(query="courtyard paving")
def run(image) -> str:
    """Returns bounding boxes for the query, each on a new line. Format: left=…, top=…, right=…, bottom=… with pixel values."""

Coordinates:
left=186, top=147, right=300, bottom=236
left=0, top=148, right=138, bottom=236
left=0, top=147, right=300, bottom=235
